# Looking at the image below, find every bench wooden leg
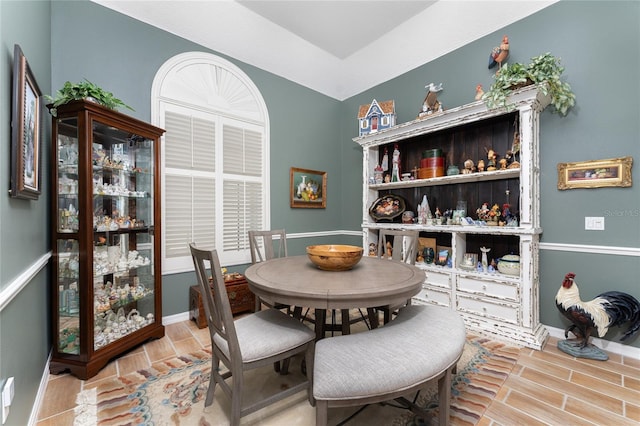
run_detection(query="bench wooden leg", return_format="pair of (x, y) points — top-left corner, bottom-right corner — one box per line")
(367, 307), (379, 329)
(340, 309), (351, 335)
(314, 309), (326, 340)
(438, 366), (453, 425)
(316, 400), (329, 426)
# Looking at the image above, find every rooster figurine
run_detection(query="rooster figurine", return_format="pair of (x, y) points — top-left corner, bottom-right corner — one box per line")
(555, 272), (640, 359)
(488, 35), (509, 70)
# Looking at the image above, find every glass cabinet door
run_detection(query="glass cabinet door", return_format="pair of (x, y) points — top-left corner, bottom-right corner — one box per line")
(57, 239), (80, 354)
(55, 118), (80, 354)
(91, 122), (156, 350)
(57, 118), (79, 232)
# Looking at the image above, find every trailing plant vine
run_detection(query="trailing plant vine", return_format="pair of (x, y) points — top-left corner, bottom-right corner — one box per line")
(46, 79), (134, 116)
(482, 53), (576, 115)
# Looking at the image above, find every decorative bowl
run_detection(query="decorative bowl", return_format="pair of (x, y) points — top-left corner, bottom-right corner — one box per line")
(306, 245), (364, 271)
(497, 254), (520, 276)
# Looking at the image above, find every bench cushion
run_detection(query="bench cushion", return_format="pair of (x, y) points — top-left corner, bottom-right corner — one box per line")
(313, 305), (465, 401)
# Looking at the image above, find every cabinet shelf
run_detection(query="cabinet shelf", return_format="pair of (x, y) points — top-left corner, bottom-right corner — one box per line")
(362, 222), (541, 236)
(369, 168), (520, 189)
(93, 226), (151, 235)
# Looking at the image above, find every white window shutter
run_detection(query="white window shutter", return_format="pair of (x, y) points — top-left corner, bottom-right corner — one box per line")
(154, 52), (269, 273)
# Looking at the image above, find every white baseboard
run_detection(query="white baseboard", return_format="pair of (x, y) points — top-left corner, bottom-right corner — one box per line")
(545, 324), (640, 360)
(162, 311), (190, 325)
(28, 351), (52, 426)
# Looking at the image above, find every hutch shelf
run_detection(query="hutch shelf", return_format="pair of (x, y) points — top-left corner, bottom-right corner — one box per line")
(354, 85), (550, 349)
(50, 100), (165, 379)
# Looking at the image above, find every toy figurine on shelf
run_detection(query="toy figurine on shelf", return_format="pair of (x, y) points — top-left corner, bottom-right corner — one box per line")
(381, 147), (389, 172)
(417, 194), (432, 224)
(476, 202), (490, 221)
(502, 203), (518, 227)
(486, 149), (498, 171)
(480, 246), (491, 272)
(487, 203), (501, 225)
(507, 118), (521, 169)
(391, 144), (401, 182)
(463, 159), (475, 174)
(374, 164), (384, 184)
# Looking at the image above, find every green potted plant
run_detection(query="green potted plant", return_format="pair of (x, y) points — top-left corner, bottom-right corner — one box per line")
(482, 52), (576, 115)
(46, 79), (134, 116)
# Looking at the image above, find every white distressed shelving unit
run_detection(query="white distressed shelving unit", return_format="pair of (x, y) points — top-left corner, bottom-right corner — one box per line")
(354, 86), (550, 349)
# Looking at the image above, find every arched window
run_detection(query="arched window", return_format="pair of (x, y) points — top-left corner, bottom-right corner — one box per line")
(152, 52), (269, 273)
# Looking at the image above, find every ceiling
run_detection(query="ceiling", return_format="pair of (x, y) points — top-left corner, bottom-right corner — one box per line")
(93, 0), (556, 100)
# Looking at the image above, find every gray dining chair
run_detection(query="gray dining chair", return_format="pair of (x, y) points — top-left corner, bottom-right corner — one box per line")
(376, 229), (420, 323)
(189, 243), (315, 426)
(248, 229), (291, 312)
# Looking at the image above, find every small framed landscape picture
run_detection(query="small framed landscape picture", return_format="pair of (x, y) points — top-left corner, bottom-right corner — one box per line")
(10, 44), (42, 200)
(290, 167), (326, 208)
(557, 156), (632, 190)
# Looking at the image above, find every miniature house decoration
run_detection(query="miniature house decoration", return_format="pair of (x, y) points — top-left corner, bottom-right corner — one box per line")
(357, 99), (396, 136)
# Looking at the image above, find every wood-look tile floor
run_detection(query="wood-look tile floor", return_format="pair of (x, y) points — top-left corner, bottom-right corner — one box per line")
(36, 319), (640, 425)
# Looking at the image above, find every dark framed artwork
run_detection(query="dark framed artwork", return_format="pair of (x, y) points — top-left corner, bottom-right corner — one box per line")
(290, 167), (326, 208)
(557, 156), (632, 190)
(10, 44), (42, 200)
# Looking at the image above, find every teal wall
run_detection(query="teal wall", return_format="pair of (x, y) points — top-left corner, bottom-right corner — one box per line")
(0, 1), (52, 424)
(341, 0), (640, 345)
(50, 0), (351, 317)
(0, 1), (638, 423)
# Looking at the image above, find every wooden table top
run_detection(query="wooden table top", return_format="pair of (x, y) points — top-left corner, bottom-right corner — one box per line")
(244, 255), (424, 310)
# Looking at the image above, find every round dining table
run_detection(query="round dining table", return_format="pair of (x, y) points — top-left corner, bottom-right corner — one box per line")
(244, 255), (424, 339)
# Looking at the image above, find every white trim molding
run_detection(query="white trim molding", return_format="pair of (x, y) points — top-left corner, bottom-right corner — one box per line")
(285, 229), (363, 239)
(540, 242), (640, 257)
(0, 252), (51, 312)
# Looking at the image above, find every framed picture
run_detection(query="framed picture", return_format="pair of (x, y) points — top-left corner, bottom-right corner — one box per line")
(10, 44), (42, 200)
(557, 156), (633, 190)
(290, 167), (326, 208)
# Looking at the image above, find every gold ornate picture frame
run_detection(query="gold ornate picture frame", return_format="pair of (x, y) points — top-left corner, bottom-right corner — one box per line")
(290, 167), (326, 208)
(557, 156), (632, 190)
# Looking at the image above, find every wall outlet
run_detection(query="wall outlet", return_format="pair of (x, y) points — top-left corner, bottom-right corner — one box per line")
(585, 216), (605, 230)
(1, 377), (14, 425)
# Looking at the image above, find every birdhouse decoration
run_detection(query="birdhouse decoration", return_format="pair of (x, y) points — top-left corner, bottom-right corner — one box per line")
(418, 83), (443, 119)
(357, 99), (396, 136)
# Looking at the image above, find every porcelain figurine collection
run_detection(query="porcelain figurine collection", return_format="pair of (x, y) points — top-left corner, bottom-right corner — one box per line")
(93, 308), (155, 349)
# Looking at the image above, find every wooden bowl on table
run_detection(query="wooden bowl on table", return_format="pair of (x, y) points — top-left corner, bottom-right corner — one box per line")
(306, 245), (364, 271)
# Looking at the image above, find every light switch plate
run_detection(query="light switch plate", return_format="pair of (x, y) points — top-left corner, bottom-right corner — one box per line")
(1, 377), (14, 424)
(585, 216), (605, 230)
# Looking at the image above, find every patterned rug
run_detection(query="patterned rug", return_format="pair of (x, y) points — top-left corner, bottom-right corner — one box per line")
(73, 335), (519, 426)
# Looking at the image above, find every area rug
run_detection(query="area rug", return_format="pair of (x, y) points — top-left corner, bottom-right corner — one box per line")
(73, 335), (519, 426)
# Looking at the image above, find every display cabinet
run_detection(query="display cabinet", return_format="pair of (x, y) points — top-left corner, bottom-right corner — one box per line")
(354, 85), (550, 349)
(50, 100), (165, 379)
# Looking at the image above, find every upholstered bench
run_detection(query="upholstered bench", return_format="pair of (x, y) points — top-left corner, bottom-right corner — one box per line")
(313, 304), (466, 426)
